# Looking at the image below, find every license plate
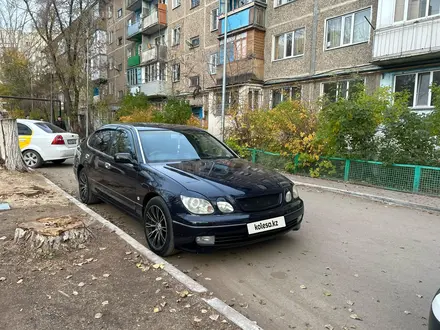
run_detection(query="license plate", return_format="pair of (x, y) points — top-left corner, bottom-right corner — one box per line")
(247, 216), (286, 235)
(67, 139), (76, 145)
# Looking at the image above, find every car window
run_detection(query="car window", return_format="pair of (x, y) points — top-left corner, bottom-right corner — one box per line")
(139, 130), (235, 162)
(17, 123), (32, 136)
(34, 122), (66, 133)
(88, 130), (115, 155)
(109, 130), (136, 158)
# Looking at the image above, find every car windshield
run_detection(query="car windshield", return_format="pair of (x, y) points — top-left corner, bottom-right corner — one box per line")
(35, 122), (66, 133)
(139, 130), (236, 162)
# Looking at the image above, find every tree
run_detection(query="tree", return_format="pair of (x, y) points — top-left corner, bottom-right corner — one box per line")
(0, 118), (28, 171)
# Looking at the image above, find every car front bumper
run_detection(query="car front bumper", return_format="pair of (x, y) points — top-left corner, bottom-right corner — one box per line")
(172, 199), (304, 250)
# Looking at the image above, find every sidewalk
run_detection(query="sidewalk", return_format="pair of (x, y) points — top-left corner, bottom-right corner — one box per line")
(0, 171), (239, 330)
(284, 173), (440, 213)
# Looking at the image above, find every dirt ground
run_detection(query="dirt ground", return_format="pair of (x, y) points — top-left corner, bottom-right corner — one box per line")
(0, 170), (238, 330)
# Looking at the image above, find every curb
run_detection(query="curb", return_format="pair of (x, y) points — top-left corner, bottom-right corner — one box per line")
(293, 181), (440, 214)
(43, 177), (262, 330)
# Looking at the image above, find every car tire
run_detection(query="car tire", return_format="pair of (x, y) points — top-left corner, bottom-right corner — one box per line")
(78, 169), (100, 204)
(143, 197), (177, 257)
(52, 159), (67, 164)
(22, 150), (43, 168)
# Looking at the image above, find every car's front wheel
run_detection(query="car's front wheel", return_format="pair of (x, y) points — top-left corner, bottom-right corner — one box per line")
(143, 197), (176, 257)
(22, 150), (43, 168)
(78, 169), (100, 204)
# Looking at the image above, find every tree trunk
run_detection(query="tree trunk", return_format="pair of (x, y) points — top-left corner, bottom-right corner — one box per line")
(14, 215), (92, 254)
(0, 119), (28, 171)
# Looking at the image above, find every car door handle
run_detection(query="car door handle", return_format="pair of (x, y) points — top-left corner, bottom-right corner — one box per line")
(104, 162), (111, 169)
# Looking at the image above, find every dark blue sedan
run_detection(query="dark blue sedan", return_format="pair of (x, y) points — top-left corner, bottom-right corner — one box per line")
(73, 124), (304, 256)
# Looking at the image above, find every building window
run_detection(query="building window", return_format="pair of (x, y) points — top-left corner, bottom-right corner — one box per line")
(118, 63), (123, 72)
(219, 33), (247, 64)
(172, 27), (181, 46)
(172, 63), (180, 82)
(189, 76), (200, 87)
(108, 31), (114, 44)
(208, 53), (218, 74)
(271, 86), (301, 108)
(322, 79), (364, 102)
(274, 28), (305, 60)
(107, 5), (113, 18)
(118, 90), (124, 99)
(325, 8), (371, 49)
(395, 0), (440, 22)
(395, 70), (440, 107)
(172, 0), (181, 9)
(108, 56), (114, 70)
(191, 0), (200, 8)
(248, 89), (260, 110)
(109, 82), (114, 94)
(117, 36), (123, 46)
(117, 8), (122, 18)
(127, 68), (139, 86)
(189, 36), (200, 48)
(211, 8), (219, 31)
(275, 0), (294, 7)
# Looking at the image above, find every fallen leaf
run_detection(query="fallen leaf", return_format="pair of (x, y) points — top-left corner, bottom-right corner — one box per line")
(155, 289), (160, 294)
(348, 308), (353, 313)
(178, 290), (190, 298)
(78, 282), (85, 287)
(102, 274), (110, 278)
(350, 313), (362, 321)
(404, 311), (411, 315)
(160, 302), (167, 307)
(184, 304), (191, 308)
(201, 309), (208, 314)
(17, 279), (23, 284)
(58, 290), (69, 298)
(209, 314), (220, 321)
(0, 277), (6, 281)
(347, 300), (354, 306)
(65, 275), (72, 279)
(92, 275), (97, 280)
(46, 294), (51, 299)
(169, 308), (177, 313)
(0, 236), (7, 240)
(153, 263), (165, 269)
(323, 291), (332, 296)
(354, 274), (359, 278)
(72, 291), (78, 296)
(86, 258), (93, 263)
(417, 294), (423, 299)
(289, 290), (294, 294)
(300, 285), (307, 289)
(99, 247), (106, 251)
(125, 251), (132, 255)
(324, 325), (334, 330)
(153, 307), (161, 313)
(194, 316), (202, 322)
(205, 277), (212, 281)
(94, 313), (103, 319)
(102, 301), (109, 306)
(156, 277), (162, 281)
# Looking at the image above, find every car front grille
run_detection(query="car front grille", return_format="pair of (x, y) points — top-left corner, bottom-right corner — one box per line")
(236, 193), (282, 212)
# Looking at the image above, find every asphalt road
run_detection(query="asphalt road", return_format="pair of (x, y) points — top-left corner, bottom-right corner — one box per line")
(39, 160), (440, 330)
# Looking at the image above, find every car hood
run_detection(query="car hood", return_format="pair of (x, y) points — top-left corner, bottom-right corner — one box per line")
(149, 158), (292, 198)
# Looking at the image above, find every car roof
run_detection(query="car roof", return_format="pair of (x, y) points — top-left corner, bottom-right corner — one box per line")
(101, 123), (205, 132)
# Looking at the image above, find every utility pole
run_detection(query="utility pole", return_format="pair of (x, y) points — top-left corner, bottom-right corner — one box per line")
(85, 29), (90, 137)
(50, 73), (53, 123)
(220, 0), (228, 142)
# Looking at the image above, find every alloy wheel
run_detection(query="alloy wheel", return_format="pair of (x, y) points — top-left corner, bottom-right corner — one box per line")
(23, 151), (38, 167)
(78, 171), (89, 202)
(145, 205), (168, 250)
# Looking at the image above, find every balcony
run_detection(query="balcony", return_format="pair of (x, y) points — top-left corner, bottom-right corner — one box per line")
(141, 45), (167, 64)
(219, 0), (266, 36)
(373, 17), (440, 65)
(126, 0), (142, 12)
(142, 4), (167, 35)
(91, 69), (108, 82)
(127, 21), (142, 41)
(140, 80), (170, 97)
(127, 55), (141, 67)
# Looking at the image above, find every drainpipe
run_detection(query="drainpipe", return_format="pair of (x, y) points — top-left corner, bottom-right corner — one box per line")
(310, 0), (319, 76)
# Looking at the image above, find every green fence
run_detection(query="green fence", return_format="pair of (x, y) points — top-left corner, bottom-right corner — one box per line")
(248, 149), (440, 196)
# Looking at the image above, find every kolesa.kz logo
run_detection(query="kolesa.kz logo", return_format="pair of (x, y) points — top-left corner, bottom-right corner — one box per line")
(254, 220), (278, 231)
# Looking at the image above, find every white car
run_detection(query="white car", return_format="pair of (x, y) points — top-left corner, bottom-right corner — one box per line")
(17, 119), (79, 168)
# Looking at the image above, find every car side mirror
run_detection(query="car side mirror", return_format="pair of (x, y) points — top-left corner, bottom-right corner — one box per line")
(114, 152), (133, 164)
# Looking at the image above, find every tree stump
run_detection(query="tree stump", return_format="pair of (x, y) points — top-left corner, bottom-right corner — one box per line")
(0, 118), (28, 171)
(14, 215), (92, 254)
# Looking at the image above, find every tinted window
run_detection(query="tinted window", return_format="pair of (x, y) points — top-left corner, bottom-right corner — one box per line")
(35, 122), (66, 133)
(109, 130), (136, 157)
(17, 123), (32, 135)
(139, 130), (235, 162)
(88, 130), (115, 154)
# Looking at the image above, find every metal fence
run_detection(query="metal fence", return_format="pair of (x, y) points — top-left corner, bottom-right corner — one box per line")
(248, 148), (440, 196)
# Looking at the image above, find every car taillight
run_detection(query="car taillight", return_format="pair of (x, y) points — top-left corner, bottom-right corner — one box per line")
(51, 135), (65, 145)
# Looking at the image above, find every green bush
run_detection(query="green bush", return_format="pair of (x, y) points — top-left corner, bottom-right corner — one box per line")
(154, 98), (192, 125)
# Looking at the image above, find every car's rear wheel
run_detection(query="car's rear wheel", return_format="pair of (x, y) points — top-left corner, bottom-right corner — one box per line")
(52, 159), (67, 164)
(78, 169), (100, 204)
(144, 197), (176, 257)
(22, 150), (43, 168)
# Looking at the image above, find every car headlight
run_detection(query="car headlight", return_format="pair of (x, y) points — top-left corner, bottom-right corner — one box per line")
(285, 191), (292, 203)
(292, 185), (299, 199)
(181, 196), (214, 215)
(217, 199), (234, 213)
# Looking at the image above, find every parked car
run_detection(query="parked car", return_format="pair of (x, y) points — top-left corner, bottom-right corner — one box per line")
(430, 288), (440, 330)
(73, 124), (304, 256)
(17, 119), (79, 168)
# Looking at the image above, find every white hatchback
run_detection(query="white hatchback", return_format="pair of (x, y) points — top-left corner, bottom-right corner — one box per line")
(17, 119), (79, 168)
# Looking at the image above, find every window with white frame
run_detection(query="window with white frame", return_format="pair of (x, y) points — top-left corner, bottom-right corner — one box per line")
(275, 0), (294, 7)
(322, 79), (364, 102)
(395, 70), (440, 108)
(189, 76), (199, 87)
(325, 8), (371, 49)
(172, 27), (181, 46)
(211, 8), (219, 31)
(271, 86), (301, 108)
(107, 5), (113, 18)
(274, 28), (305, 60)
(208, 53), (218, 74)
(172, 63), (180, 82)
(117, 8), (122, 18)
(189, 36), (200, 48)
(108, 56), (114, 70)
(109, 82), (114, 94)
(145, 63), (166, 82)
(219, 33), (247, 64)
(127, 68), (139, 86)
(172, 0), (181, 9)
(108, 31), (114, 44)
(395, 0), (440, 22)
